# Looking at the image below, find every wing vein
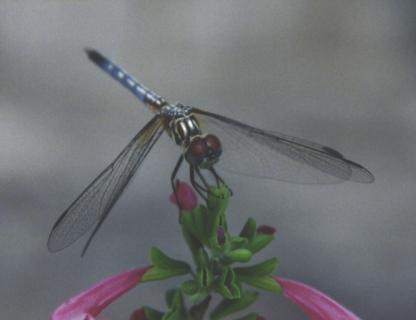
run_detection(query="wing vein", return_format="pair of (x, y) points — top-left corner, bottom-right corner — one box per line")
(47, 115), (165, 253)
(193, 108), (373, 184)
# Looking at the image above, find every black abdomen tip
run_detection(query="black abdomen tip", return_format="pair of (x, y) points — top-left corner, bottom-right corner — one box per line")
(84, 48), (107, 67)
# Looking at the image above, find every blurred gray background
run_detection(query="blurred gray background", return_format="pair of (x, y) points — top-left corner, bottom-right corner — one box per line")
(1, 1), (415, 319)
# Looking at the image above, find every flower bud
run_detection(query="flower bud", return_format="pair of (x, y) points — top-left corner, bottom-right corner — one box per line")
(169, 180), (197, 210)
(256, 224), (276, 235)
(217, 226), (225, 245)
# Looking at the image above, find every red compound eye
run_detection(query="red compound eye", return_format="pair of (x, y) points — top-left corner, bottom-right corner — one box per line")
(186, 137), (208, 166)
(190, 137), (208, 156)
(205, 134), (222, 154)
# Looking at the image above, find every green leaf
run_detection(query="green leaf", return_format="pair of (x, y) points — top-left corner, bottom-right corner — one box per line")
(180, 224), (203, 265)
(181, 206), (210, 246)
(239, 218), (256, 240)
(234, 257), (278, 276)
(149, 247), (191, 272)
(195, 248), (210, 269)
(163, 289), (188, 320)
(162, 309), (181, 320)
(247, 234), (274, 253)
(143, 306), (164, 320)
(180, 209), (195, 231)
(169, 289), (185, 308)
(143, 247), (191, 281)
(142, 266), (189, 282)
(197, 266), (214, 288)
(229, 236), (248, 250)
(216, 267), (241, 299)
(189, 290), (209, 305)
(210, 291), (259, 320)
(165, 288), (176, 307)
(236, 274), (281, 292)
(207, 184), (231, 208)
(224, 249), (252, 263)
(192, 206), (209, 245)
(194, 249), (214, 287)
(218, 213), (227, 231)
(181, 280), (199, 295)
(206, 185), (230, 243)
(189, 295), (211, 320)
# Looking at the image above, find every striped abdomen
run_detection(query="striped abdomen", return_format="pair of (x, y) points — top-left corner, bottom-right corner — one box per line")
(85, 49), (166, 112)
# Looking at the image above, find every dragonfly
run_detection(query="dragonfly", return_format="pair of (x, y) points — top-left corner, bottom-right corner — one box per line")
(47, 49), (374, 256)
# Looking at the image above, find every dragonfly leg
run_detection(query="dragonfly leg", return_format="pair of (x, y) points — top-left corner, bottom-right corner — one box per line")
(189, 166), (208, 192)
(209, 167), (233, 196)
(190, 166), (208, 201)
(170, 155), (184, 209)
(210, 167), (220, 186)
(195, 167), (210, 190)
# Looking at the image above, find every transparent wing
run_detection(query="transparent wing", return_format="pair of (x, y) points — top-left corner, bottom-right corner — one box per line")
(48, 115), (164, 254)
(193, 108), (374, 184)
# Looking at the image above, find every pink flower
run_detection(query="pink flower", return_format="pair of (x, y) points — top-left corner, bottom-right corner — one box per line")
(51, 267), (149, 320)
(275, 277), (361, 320)
(169, 180), (198, 210)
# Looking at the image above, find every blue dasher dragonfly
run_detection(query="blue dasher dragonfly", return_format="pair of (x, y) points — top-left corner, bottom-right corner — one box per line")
(47, 49), (374, 256)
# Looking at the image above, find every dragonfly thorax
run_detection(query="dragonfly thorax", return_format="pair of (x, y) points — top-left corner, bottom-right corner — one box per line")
(168, 113), (201, 146)
(163, 103), (199, 144)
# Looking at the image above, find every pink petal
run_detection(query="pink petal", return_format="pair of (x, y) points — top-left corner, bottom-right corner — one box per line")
(169, 180), (198, 210)
(274, 277), (361, 320)
(51, 267), (149, 320)
(256, 224), (276, 235)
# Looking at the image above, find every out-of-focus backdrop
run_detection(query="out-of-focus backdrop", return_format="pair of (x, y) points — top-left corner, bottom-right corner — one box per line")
(1, 1), (415, 318)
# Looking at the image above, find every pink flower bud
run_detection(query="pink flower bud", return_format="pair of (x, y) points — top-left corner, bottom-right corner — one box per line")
(217, 226), (225, 245)
(256, 224), (276, 235)
(169, 180), (198, 210)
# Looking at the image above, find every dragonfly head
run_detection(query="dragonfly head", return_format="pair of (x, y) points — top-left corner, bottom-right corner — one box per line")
(185, 134), (222, 169)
